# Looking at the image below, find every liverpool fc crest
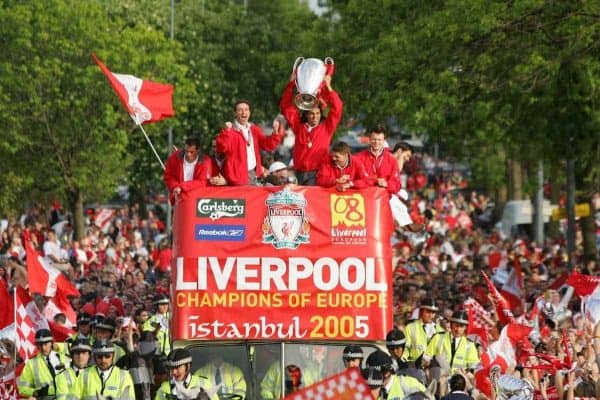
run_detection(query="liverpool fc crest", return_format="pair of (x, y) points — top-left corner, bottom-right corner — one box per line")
(262, 187), (310, 249)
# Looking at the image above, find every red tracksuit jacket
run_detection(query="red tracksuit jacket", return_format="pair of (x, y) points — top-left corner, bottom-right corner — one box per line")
(280, 81), (343, 172)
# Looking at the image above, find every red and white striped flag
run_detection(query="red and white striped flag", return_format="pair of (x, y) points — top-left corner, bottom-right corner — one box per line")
(500, 258), (525, 313)
(15, 286), (49, 361)
(464, 297), (493, 348)
(25, 240), (79, 298)
(92, 54), (174, 125)
(94, 208), (116, 234)
(283, 367), (373, 400)
(482, 271), (515, 325)
(0, 372), (17, 400)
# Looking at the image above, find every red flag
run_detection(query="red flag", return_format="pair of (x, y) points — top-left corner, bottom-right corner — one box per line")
(282, 367), (373, 400)
(500, 258), (525, 313)
(47, 320), (75, 343)
(482, 272), (515, 325)
(0, 279), (13, 330)
(464, 297), (493, 348)
(43, 290), (77, 329)
(15, 286), (49, 360)
(25, 240), (79, 298)
(92, 53), (174, 125)
(566, 271), (600, 297)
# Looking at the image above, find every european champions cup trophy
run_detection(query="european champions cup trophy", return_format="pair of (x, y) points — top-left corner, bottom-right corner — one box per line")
(292, 57), (335, 111)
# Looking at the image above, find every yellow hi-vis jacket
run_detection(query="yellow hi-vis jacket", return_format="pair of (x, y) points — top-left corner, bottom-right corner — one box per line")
(73, 365), (135, 400)
(155, 374), (205, 400)
(55, 367), (85, 400)
(403, 319), (444, 362)
(142, 313), (171, 355)
(423, 332), (480, 373)
(17, 351), (69, 398)
(194, 362), (246, 400)
(384, 374), (427, 400)
(260, 361), (322, 400)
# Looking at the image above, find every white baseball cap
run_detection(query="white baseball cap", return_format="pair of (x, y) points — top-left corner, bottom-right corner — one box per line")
(269, 161), (288, 174)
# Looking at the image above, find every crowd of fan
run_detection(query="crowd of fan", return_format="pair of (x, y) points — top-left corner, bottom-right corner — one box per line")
(0, 143), (598, 399)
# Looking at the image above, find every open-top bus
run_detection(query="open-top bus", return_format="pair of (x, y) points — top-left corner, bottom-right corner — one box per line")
(171, 185), (394, 399)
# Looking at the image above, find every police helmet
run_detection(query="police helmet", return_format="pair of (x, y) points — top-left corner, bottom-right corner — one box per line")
(34, 329), (54, 344)
(166, 348), (192, 368)
(342, 345), (364, 361)
(365, 350), (394, 372)
(385, 328), (406, 348)
(92, 339), (114, 356)
(449, 310), (469, 325)
(362, 367), (384, 389)
(95, 317), (116, 333)
(70, 338), (92, 354)
(77, 312), (91, 326)
(153, 294), (169, 305)
(420, 297), (439, 312)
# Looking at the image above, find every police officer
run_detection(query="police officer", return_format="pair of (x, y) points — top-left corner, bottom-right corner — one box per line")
(156, 348), (209, 400)
(73, 339), (135, 399)
(18, 328), (69, 399)
(69, 313), (93, 344)
(55, 338), (92, 400)
(423, 310), (480, 375)
(194, 351), (246, 400)
(404, 297), (444, 367)
(143, 294), (171, 355)
(94, 317), (127, 363)
(386, 328), (427, 385)
(342, 345), (363, 370)
(365, 350), (426, 400)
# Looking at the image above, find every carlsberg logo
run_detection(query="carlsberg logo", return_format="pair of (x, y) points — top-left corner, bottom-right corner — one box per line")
(196, 199), (246, 221)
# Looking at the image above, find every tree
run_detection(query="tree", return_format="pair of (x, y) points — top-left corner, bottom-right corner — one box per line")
(0, 0), (186, 238)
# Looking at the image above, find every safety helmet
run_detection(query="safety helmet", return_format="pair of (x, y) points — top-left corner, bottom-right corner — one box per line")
(166, 348), (192, 368)
(34, 329), (54, 344)
(365, 350), (393, 372)
(92, 339), (114, 356)
(385, 328), (406, 348)
(449, 310), (469, 325)
(342, 345), (363, 361)
(420, 297), (439, 312)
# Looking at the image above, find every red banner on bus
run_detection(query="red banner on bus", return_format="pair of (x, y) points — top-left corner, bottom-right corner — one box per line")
(172, 186), (393, 341)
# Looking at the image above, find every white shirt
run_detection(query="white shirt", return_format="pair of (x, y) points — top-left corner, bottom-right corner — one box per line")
(183, 157), (198, 182)
(234, 121), (256, 171)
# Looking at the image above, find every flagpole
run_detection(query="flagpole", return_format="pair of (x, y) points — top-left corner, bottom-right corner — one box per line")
(13, 287), (17, 365)
(137, 124), (166, 171)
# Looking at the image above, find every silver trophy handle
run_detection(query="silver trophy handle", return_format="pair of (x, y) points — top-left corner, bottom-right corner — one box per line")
(324, 57), (334, 65)
(293, 57), (304, 73)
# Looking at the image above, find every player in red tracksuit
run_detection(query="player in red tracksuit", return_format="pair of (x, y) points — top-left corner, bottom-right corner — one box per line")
(163, 136), (223, 204)
(280, 75), (343, 185)
(316, 141), (368, 191)
(216, 100), (283, 186)
(354, 125), (400, 196)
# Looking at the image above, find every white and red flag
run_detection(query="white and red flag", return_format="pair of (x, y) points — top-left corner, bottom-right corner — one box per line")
(283, 367), (373, 400)
(15, 286), (49, 360)
(482, 271), (515, 325)
(500, 258), (525, 313)
(92, 53), (174, 125)
(474, 322), (533, 398)
(43, 289), (77, 329)
(25, 240), (79, 299)
(464, 297), (493, 348)
(94, 208), (116, 233)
